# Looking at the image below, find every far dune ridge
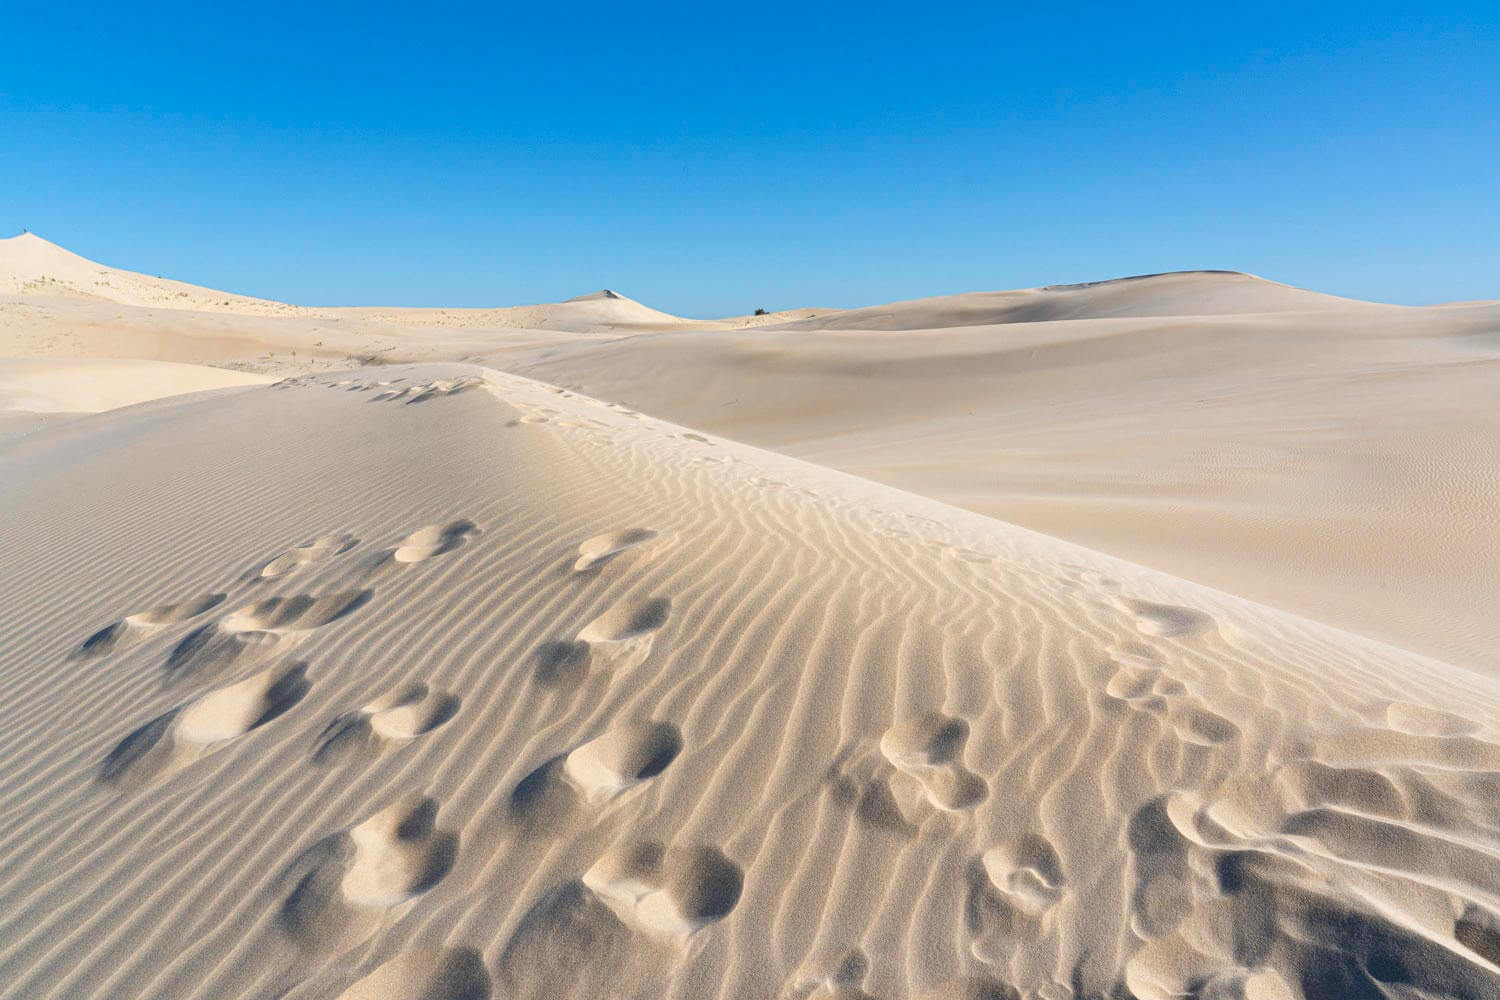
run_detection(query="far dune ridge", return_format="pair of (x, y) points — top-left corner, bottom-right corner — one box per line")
(1, 365), (1499, 999)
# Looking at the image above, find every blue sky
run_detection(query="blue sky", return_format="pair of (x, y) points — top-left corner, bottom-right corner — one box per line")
(3, 2), (1496, 315)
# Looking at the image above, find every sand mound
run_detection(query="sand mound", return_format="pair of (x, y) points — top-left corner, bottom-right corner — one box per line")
(512, 294), (1500, 673)
(2, 363), (1499, 998)
(0, 233), (690, 331)
(0, 357), (270, 414)
(768, 270), (1387, 332)
(0, 232), (293, 314)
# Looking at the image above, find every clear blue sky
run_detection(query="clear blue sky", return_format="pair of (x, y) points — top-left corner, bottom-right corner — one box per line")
(3, 2), (1496, 315)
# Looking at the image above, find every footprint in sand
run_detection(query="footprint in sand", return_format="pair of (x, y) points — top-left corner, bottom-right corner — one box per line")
(532, 640), (593, 689)
(1115, 598), (1214, 639)
(919, 979), (1021, 1000)
(407, 376), (483, 404)
(313, 682), (461, 764)
(784, 949), (879, 1000)
(572, 528), (658, 573)
(979, 834), (1067, 916)
(496, 843), (741, 997)
(1383, 701), (1483, 737)
(825, 743), (921, 835)
(222, 589), (373, 633)
(258, 532), (357, 579)
(497, 881), (662, 998)
(879, 713), (987, 811)
(1169, 704), (1240, 747)
(163, 626), (284, 684)
(165, 589), (370, 684)
(1105, 660), (1177, 712)
(336, 947), (491, 1000)
(369, 377), (481, 404)
(99, 661), (310, 784)
(578, 596), (670, 644)
(76, 593), (226, 659)
(582, 839), (743, 939)
(533, 596), (670, 686)
(279, 794), (458, 950)
(966, 835), (1070, 969)
(391, 521), (478, 563)
(564, 721), (682, 803)
(508, 720), (682, 833)
(1103, 651), (1239, 747)
(509, 405), (559, 426)
(1125, 792), (1202, 940)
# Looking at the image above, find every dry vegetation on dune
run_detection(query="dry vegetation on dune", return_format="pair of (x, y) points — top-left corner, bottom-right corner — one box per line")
(1, 366), (1499, 999)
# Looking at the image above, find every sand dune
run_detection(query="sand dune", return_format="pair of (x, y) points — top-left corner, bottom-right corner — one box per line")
(2, 365), (1500, 999)
(0, 234), (841, 377)
(508, 291), (1500, 673)
(5, 234), (1497, 671)
(0, 234), (677, 329)
(0, 357), (270, 413)
(3, 235), (1497, 672)
(0, 233), (829, 352)
(0, 356), (270, 440)
(763, 269), (1383, 331)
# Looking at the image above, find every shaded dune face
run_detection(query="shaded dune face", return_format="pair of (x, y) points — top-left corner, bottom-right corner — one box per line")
(3, 363), (1500, 1000)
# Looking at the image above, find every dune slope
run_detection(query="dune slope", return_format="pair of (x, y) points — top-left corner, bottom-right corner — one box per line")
(0, 357), (271, 413)
(510, 295), (1500, 673)
(4, 235), (1497, 671)
(2, 365), (1499, 999)
(764, 270), (1384, 332)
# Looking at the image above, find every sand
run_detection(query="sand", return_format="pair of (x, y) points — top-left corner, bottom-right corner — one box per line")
(505, 285), (1500, 674)
(5, 234), (1496, 671)
(0, 356), (271, 442)
(2, 236), (1499, 999)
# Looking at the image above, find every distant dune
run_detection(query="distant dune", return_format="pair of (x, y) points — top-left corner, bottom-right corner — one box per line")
(765, 269), (1387, 331)
(3, 365), (1500, 999)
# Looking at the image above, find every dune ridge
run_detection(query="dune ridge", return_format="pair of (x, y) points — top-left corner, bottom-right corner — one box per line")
(12, 235), (1485, 672)
(762, 268), (1389, 332)
(0, 232), (810, 332)
(2, 364), (1499, 998)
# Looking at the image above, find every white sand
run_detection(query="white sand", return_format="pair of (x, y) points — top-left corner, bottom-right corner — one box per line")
(0, 357), (270, 413)
(0, 356), (270, 442)
(5, 234), (1494, 669)
(506, 283), (1500, 674)
(2, 237), (1499, 999)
